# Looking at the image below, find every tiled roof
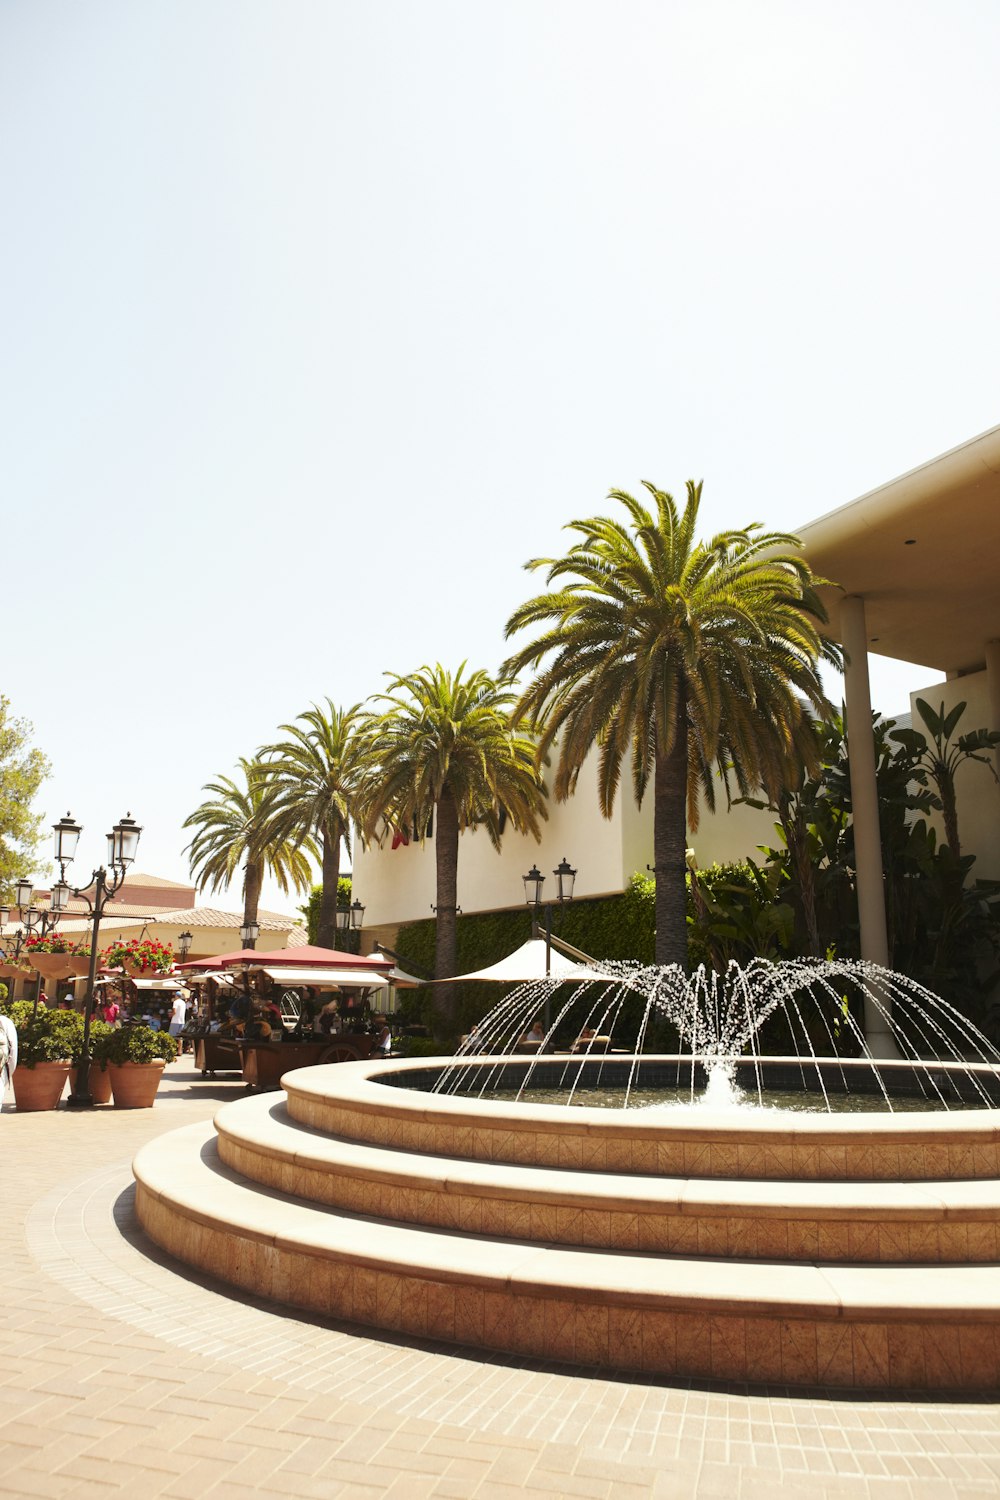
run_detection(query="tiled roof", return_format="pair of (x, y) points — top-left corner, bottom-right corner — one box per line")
(53, 905), (299, 934)
(119, 873), (195, 889)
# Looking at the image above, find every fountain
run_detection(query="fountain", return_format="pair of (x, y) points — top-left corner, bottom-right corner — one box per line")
(132, 958), (1000, 1391)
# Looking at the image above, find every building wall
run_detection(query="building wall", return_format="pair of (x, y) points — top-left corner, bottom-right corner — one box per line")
(353, 746), (780, 929)
(910, 670), (1000, 881)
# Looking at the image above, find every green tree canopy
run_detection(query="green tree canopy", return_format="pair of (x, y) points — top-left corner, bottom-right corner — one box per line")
(504, 480), (838, 968)
(259, 701), (367, 949)
(0, 697), (51, 895)
(360, 663), (547, 987)
(183, 757), (315, 929)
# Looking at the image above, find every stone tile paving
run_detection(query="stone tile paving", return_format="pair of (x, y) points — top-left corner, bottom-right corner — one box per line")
(3, 1058), (1000, 1497)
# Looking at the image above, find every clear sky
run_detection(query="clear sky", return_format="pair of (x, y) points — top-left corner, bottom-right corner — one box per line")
(3, 1), (998, 911)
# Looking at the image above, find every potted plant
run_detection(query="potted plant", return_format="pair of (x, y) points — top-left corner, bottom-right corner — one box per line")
(21, 933), (91, 982)
(5, 1001), (76, 1110)
(100, 937), (175, 980)
(69, 1017), (113, 1105)
(104, 1023), (177, 1108)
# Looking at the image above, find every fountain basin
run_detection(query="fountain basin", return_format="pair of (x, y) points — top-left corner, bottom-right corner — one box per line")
(285, 1056), (1000, 1181)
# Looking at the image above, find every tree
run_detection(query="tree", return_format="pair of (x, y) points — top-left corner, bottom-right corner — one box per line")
(0, 697), (51, 894)
(503, 480), (837, 968)
(360, 664), (547, 988)
(259, 701), (367, 949)
(890, 698), (1000, 861)
(183, 758), (314, 930)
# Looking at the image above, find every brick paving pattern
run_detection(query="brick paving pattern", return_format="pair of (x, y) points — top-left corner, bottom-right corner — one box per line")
(3, 1059), (1000, 1498)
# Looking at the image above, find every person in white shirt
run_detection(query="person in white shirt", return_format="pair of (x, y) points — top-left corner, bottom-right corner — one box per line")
(168, 991), (189, 1055)
(0, 1013), (17, 1103)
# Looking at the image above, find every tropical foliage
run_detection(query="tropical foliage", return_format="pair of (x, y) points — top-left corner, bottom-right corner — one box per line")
(259, 702), (367, 949)
(183, 757), (314, 927)
(360, 664), (547, 986)
(503, 481), (838, 967)
(889, 698), (1000, 861)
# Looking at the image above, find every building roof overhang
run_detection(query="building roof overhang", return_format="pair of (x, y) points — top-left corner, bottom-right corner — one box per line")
(796, 423), (1000, 674)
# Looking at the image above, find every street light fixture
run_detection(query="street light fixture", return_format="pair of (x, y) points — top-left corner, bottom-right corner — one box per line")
(522, 856), (578, 1033)
(334, 898), (365, 949)
(177, 930), (193, 960)
(63, 811), (143, 1110)
(239, 919), (260, 950)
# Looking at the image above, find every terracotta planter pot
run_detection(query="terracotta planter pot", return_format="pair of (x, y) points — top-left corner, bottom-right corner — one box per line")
(123, 966), (162, 981)
(0, 962), (30, 980)
(109, 1060), (166, 1108)
(12, 1060), (71, 1111)
(63, 955), (92, 978)
(68, 1064), (113, 1105)
(27, 954), (75, 981)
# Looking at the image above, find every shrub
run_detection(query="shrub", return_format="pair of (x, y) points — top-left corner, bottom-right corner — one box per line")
(104, 1024), (178, 1065)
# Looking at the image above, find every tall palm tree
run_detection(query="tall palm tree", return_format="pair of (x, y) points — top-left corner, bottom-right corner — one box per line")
(504, 481), (838, 968)
(361, 664), (547, 984)
(183, 757), (315, 932)
(259, 701), (367, 949)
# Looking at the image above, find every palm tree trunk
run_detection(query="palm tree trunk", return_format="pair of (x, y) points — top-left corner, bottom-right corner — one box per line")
(242, 858), (263, 931)
(654, 694), (689, 969)
(434, 788), (460, 985)
(317, 817), (342, 950)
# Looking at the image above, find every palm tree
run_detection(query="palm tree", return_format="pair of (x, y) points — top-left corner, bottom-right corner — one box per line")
(183, 757), (315, 932)
(258, 701), (368, 949)
(360, 664), (547, 984)
(503, 480), (838, 969)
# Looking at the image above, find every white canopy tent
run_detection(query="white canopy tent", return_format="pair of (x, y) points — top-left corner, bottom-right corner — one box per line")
(435, 937), (602, 984)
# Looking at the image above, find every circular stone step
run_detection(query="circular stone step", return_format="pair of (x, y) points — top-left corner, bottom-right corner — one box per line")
(214, 1092), (1000, 1264)
(134, 1120), (1000, 1391)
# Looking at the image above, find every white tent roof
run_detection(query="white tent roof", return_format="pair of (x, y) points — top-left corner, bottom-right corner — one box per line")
(261, 965), (389, 989)
(436, 937), (599, 983)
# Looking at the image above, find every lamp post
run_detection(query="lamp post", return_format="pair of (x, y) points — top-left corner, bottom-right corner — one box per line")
(334, 898), (365, 951)
(522, 856), (577, 1032)
(62, 811), (142, 1110)
(239, 920), (260, 951)
(177, 930), (193, 961)
(2, 877), (68, 1013)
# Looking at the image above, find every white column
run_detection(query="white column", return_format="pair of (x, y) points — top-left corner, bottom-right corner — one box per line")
(840, 595), (896, 1057)
(986, 639), (1000, 778)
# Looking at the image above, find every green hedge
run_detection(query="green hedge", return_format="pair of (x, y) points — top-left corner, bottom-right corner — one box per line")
(301, 877), (356, 948)
(394, 874), (657, 1039)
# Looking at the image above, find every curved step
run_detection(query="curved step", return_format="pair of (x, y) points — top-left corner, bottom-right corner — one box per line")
(134, 1120), (1000, 1391)
(283, 1059), (1000, 1181)
(215, 1093), (1000, 1264)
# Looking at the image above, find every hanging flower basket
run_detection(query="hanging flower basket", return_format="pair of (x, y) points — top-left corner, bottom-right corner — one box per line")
(26, 953), (76, 981)
(62, 955), (92, 978)
(0, 961), (30, 979)
(101, 938), (174, 977)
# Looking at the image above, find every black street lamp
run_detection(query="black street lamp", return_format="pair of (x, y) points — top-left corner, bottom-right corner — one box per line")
(522, 856), (577, 976)
(2, 878), (66, 1013)
(63, 811), (142, 1110)
(239, 919), (260, 950)
(334, 898), (365, 950)
(177, 930), (193, 960)
(522, 856), (577, 1033)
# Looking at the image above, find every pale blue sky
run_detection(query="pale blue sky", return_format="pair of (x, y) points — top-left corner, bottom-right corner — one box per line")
(4, 1), (998, 910)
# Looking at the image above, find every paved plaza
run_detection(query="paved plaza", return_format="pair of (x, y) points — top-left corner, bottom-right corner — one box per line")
(3, 1061), (1000, 1500)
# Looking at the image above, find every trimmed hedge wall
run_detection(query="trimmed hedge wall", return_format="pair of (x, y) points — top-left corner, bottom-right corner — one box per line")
(394, 874), (656, 1038)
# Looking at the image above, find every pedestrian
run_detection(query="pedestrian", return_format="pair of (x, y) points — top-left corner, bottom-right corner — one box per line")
(0, 1011), (17, 1102)
(168, 989), (189, 1056)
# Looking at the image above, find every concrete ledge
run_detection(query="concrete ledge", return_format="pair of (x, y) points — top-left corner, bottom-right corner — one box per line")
(214, 1093), (1000, 1263)
(281, 1058), (1000, 1181)
(134, 1121), (1000, 1390)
